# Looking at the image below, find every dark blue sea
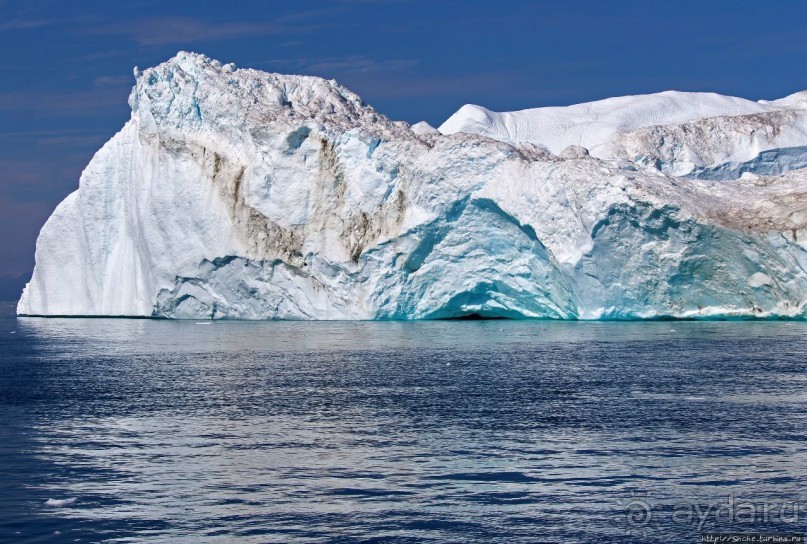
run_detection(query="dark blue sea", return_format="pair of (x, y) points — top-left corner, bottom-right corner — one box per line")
(2, 301), (807, 543)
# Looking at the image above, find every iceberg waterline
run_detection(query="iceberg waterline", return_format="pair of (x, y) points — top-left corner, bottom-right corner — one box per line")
(17, 52), (807, 320)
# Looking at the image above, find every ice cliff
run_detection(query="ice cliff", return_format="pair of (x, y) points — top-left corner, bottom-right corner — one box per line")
(18, 52), (807, 319)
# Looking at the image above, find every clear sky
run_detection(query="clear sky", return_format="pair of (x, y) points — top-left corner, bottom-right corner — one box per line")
(1, 0), (806, 296)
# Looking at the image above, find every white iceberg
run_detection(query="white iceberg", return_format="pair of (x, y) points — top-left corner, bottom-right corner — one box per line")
(17, 52), (807, 319)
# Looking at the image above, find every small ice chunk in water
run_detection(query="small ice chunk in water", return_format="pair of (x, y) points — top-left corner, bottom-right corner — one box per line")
(45, 498), (76, 507)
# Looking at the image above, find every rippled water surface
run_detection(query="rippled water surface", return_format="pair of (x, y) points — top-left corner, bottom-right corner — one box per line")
(2, 305), (807, 542)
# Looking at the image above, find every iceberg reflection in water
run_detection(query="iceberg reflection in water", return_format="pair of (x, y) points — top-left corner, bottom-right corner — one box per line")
(2, 315), (807, 542)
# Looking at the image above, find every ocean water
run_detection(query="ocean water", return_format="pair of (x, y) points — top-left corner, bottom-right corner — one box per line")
(2, 303), (807, 542)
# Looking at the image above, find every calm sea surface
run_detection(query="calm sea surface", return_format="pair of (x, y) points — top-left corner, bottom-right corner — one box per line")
(2, 302), (807, 543)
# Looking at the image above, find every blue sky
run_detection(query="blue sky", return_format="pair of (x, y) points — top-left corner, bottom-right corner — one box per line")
(1, 0), (806, 295)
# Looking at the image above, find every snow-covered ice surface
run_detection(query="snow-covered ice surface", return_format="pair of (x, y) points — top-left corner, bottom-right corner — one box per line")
(439, 90), (807, 178)
(17, 52), (807, 319)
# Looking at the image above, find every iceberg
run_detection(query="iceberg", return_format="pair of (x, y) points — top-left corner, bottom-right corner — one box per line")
(17, 52), (807, 319)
